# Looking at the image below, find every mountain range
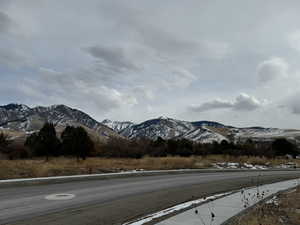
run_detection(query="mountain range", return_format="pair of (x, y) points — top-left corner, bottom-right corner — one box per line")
(0, 104), (119, 143)
(1, 103), (300, 145)
(102, 117), (300, 144)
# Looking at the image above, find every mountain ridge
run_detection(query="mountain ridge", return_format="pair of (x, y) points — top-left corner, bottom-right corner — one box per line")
(0, 103), (119, 141)
(1, 103), (300, 144)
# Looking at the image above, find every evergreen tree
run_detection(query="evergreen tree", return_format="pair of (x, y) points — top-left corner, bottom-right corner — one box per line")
(272, 138), (298, 157)
(39, 122), (60, 160)
(25, 122), (60, 160)
(0, 132), (10, 154)
(61, 126), (94, 160)
(25, 132), (40, 155)
(61, 126), (75, 155)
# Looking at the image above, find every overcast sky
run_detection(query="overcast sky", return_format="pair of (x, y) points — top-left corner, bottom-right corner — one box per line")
(1, 0), (300, 128)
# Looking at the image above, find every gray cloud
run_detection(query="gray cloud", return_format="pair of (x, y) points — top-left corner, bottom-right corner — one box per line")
(133, 24), (199, 57)
(257, 57), (288, 83)
(22, 67), (139, 114)
(137, 22), (231, 61)
(2, 0), (300, 127)
(132, 86), (154, 100)
(99, 4), (199, 57)
(189, 93), (263, 112)
(189, 99), (233, 112)
(0, 11), (13, 33)
(0, 47), (31, 68)
(84, 46), (138, 72)
(99, 2), (230, 61)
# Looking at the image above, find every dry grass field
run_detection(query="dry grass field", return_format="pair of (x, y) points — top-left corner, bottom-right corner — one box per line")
(0, 155), (299, 180)
(231, 185), (300, 225)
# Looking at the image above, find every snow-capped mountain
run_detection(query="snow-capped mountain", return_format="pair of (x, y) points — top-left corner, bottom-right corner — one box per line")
(180, 127), (229, 143)
(107, 116), (300, 144)
(102, 119), (134, 133)
(2, 103), (300, 144)
(231, 127), (300, 143)
(0, 103), (119, 140)
(120, 117), (196, 140)
(117, 116), (230, 143)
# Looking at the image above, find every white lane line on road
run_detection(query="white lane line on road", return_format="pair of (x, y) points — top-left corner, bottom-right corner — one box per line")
(1, 169), (296, 184)
(45, 193), (75, 201)
(0, 169), (203, 184)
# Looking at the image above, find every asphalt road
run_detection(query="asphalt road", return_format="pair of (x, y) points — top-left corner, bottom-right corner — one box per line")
(1, 170), (300, 225)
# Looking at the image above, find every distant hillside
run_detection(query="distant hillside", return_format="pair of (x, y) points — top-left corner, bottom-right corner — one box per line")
(0, 103), (120, 142)
(102, 119), (134, 133)
(107, 117), (300, 144)
(1, 103), (300, 145)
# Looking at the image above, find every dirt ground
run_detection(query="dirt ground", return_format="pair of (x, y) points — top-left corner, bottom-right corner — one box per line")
(230, 185), (300, 225)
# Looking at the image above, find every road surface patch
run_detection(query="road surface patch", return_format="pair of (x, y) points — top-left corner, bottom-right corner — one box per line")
(45, 193), (75, 200)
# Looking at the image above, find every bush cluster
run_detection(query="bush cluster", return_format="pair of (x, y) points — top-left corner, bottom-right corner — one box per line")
(24, 123), (93, 161)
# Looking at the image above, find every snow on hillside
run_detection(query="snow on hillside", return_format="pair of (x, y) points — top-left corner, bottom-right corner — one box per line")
(102, 119), (134, 133)
(0, 104), (119, 140)
(106, 117), (300, 144)
(112, 117), (230, 143)
(181, 127), (228, 143)
(231, 127), (300, 142)
(2, 103), (300, 144)
(120, 117), (196, 140)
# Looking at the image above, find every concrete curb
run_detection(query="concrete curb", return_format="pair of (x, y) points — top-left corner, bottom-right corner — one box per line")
(143, 179), (300, 225)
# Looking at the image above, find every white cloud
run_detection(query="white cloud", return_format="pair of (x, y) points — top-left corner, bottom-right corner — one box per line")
(257, 57), (288, 83)
(161, 67), (197, 89)
(189, 93), (263, 112)
(281, 93), (300, 115)
(288, 30), (300, 52)
(233, 93), (262, 111)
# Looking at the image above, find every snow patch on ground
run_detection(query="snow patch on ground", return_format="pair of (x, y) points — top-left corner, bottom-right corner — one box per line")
(212, 162), (268, 170)
(266, 196), (279, 206)
(275, 162), (297, 169)
(212, 161), (298, 170)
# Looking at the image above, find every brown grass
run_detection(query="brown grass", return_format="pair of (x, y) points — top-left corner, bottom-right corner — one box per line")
(0, 155), (299, 180)
(231, 185), (300, 225)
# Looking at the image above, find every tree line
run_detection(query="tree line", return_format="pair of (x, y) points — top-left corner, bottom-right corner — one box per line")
(97, 136), (299, 159)
(24, 122), (93, 161)
(0, 123), (299, 160)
